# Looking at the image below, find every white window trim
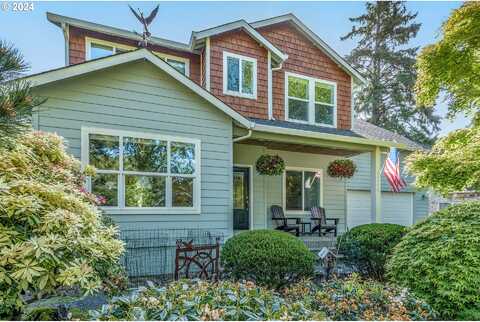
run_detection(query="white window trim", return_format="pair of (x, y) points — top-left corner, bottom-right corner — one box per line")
(282, 167), (324, 215)
(81, 127), (201, 215)
(85, 37), (135, 60)
(223, 51), (257, 100)
(285, 71), (337, 128)
(154, 52), (190, 77)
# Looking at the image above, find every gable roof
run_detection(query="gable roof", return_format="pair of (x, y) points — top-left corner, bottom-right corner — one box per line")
(47, 12), (194, 53)
(23, 49), (254, 129)
(251, 14), (366, 85)
(190, 20), (288, 63)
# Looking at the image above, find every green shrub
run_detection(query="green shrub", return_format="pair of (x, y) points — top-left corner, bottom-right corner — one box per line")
(457, 308), (480, 321)
(338, 223), (407, 279)
(387, 202), (480, 319)
(90, 279), (324, 320)
(221, 230), (315, 288)
(284, 274), (436, 320)
(0, 132), (124, 318)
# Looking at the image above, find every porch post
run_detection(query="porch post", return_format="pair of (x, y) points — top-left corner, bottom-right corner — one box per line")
(371, 146), (382, 223)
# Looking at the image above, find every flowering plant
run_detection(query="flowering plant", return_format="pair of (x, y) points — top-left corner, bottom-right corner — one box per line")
(327, 159), (357, 178)
(255, 154), (285, 176)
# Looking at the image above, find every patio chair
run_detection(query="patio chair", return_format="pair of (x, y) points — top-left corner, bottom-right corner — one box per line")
(310, 206), (338, 237)
(270, 205), (300, 236)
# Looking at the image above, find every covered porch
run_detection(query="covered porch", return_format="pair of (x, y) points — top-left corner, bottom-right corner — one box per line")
(231, 121), (402, 236)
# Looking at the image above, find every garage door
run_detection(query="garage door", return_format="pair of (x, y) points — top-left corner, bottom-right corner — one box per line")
(382, 192), (413, 226)
(346, 191), (372, 229)
(347, 191), (414, 229)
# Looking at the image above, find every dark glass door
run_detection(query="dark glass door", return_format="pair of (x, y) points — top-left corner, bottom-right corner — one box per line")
(233, 167), (250, 230)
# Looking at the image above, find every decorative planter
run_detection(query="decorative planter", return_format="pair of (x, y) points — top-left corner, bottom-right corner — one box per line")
(327, 159), (357, 179)
(255, 154), (285, 176)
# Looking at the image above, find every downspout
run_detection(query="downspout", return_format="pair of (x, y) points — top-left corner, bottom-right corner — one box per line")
(61, 22), (69, 66)
(233, 129), (252, 143)
(267, 51), (273, 120)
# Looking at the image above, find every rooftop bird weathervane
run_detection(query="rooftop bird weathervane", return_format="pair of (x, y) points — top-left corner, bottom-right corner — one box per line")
(129, 4), (159, 47)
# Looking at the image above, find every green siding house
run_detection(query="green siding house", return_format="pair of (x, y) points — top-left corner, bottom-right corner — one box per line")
(25, 13), (429, 238)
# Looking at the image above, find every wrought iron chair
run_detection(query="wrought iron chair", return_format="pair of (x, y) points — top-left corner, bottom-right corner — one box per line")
(270, 205), (300, 236)
(310, 206), (338, 237)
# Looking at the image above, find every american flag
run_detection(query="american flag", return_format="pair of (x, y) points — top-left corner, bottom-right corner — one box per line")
(383, 147), (407, 192)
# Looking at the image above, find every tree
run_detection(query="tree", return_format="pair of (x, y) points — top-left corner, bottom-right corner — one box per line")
(0, 40), (44, 139)
(415, 2), (480, 117)
(342, 2), (440, 145)
(407, 3), (480, 194)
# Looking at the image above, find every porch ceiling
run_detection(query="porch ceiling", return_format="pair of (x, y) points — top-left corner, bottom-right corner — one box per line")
(238, 139), (362, 156)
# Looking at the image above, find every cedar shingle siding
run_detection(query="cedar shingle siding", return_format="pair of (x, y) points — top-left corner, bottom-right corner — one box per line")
(68, 26), (202, 84)
(258, 22), (352, 129)
(209, 30), (269, 119)
(67, 21), (352, 128)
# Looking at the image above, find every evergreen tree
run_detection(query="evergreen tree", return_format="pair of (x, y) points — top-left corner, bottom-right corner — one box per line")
(0, 40), (44, 139)
(342, 2), (440, 146)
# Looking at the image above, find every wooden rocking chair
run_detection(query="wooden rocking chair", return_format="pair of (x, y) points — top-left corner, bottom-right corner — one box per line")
(270, 205), (300, 236)
(310, 206), (338, 237)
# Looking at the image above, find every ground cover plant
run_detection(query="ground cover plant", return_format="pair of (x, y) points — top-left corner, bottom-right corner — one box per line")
(285, 274), (436, 321)
(221, 230), (315, 288)
(89, 279), (323, 321)
(90, 275), (436, 321)
(387, 202), (480, 319)
(0, 131), (125, 318)
(338, 223), (407, 280)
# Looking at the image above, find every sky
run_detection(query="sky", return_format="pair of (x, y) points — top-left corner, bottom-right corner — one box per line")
(0, 1), (469, 136)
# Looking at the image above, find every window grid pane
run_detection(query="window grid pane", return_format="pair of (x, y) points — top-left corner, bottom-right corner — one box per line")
(288, 98), (309, 122)
(125, 175), (166, 207)
(315, 104), (334, 125)
(227, 56), (240, 92)
(123, 137), (167, 173)
(288, 76), (309, 99)
(241, 60), (254, 94)
(315, 82), (334, 105)
(172, 177), (194, 207)
(285, 170), (303, 211)
(89, 134), (119, 170)
(90, 43), (114, 59)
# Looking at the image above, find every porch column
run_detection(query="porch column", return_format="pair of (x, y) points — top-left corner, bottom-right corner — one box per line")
(371, 146), (382, 223)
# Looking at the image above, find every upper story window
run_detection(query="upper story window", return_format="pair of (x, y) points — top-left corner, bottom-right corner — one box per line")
(85, 37), (190, 76)
(223, 51), (257, 99)
(285, 72), (337, 127)
(86, 37), (134, 60)
(82, 127), (200, 214)
(154, 53), (190, 77)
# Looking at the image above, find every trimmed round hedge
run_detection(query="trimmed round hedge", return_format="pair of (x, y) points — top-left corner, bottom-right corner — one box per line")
(221, 230), (315, 288)
(338, 223), (407, 280)
(386, 202), (480, 319)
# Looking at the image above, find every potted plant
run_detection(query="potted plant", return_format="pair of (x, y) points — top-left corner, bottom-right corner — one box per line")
(256, 154), (285, 176)
(327, 159), (357, 179)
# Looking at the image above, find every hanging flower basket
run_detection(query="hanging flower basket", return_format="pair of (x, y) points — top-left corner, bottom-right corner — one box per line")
(255, 154), (285, 176)
(327, 159), (357, 179)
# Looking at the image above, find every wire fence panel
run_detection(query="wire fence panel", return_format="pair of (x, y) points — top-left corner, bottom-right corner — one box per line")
(119, 228), (224, 286)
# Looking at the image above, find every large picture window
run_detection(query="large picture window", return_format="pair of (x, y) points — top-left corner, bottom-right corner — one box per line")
(223, 51), (257, 99)
(286, 72), (337, 127)
(284, 168), (322, 212)
(82, 128), (200, 213)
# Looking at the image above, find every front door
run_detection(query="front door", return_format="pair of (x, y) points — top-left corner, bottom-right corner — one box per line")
(233, 167), (250, 230)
